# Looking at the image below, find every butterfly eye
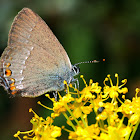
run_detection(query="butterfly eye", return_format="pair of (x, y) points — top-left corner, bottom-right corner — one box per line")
(72, 65), (80, 75)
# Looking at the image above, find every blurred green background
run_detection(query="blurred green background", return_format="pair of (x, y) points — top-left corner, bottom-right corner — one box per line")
(0, 0), (140, 139)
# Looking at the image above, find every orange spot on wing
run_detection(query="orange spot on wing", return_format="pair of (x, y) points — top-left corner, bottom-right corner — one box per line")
(6, 63), (11, 67)
(10, 86), (16, 91)
(11, 91), (17, 95)
(10, 78), (15, 82)
(5, 69), (12, 76)
(10, 83), (15, 87)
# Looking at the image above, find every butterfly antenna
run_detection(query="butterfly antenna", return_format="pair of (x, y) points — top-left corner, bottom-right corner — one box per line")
(74, 59), (105, 66)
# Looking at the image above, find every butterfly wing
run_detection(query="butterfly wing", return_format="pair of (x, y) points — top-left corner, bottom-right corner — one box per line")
(0, 8), (72, 97)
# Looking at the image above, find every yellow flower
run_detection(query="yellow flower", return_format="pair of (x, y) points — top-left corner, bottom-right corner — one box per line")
(91, 82), (102, 94)
(72, 105), (82, 118)
(103, 74), (128, 99)
(52, 93), (74, 117)
(119, 126), (131, 137)
(96, 111), (108, 121)
(77, 75), (101, 102)
(69, 124), (100, 140)
(14, 109), (61, 140)
(81, 104), (93, 114)
(79, 86), (95, 102)
(129, 114), (139, 125)
(118, 94), (140, 121)
(99, 126), (131, 140)
(117, 99), (134, 116)
(14, 75), (139, 140)
(132, 89), (140, 117)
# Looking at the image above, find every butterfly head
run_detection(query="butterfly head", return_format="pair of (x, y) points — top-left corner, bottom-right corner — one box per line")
(71, 65), (80, 76)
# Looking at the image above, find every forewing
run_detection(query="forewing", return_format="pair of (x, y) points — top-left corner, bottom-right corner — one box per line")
(0, 8), (72, 97)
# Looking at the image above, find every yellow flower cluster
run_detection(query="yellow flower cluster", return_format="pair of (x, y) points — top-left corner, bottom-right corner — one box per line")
(14, 74), (140, 140)
(14, 108), (61, 140)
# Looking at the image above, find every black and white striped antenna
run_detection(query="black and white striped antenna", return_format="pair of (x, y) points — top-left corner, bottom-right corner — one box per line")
(74, 59), (105, 66)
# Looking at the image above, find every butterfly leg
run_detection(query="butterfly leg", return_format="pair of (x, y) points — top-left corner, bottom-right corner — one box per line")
(0, 76), (9, 90)
(64, 78), (79, 94)
(70, 78), (79, 90)
(53, 91), (58, 101)
(73, 78), (79, 90)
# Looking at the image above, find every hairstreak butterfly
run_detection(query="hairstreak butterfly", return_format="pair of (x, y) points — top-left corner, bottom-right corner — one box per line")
(0, 8), (99, 97)
(0, 8), (81, 97)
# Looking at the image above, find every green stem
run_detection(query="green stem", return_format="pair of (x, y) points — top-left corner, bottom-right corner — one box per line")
(64, 103), (82, 128)
(62, 112), (76, 131)
(125, 122), (131, 140)
(129, 120), (140, 140)
(118, 115), (124, 129)
(79, 107), (87, 127)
